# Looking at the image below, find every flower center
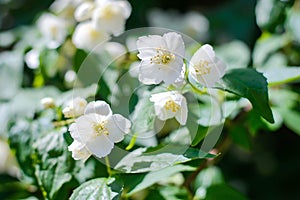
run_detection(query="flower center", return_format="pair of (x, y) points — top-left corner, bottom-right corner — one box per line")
(93, 120), (109, 136)
(102, 5), (116, 19)
(150, 48), (175, 65)
(194, 60), (211, 75)
(164, 99), (180, 112)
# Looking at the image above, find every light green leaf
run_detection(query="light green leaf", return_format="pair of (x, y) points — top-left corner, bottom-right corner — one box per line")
(130, 95), (156, 135)
(70, 177), (122, 200)
(215, 40), (250, 69)
(220, 68), (274, 123)
(0, 51), (23, 100)
(253, 33), (290, 67)
(115, 145), (215, 173)
(159, 185), (189, 200)
(278, 108), (300, 136)
(262, 67), (300, 86)
(286, 6), (300, 43)
(127, 165), (195, 195)
(194, 166), (224, 199)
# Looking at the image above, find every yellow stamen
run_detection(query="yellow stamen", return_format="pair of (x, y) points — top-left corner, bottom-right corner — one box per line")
(164, 99), (180, 112)
(93, 120), (109, 136)
(194, 60), (211, 75)
(150, 47), (175, 65)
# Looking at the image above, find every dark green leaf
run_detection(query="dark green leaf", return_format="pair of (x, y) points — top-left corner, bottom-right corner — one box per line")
(204, 184), (248, 200)
(220, 68), (274, 123)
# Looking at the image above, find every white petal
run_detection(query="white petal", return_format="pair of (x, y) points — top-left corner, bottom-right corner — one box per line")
(190, 44), (215, 64)
(69, 114), (102, 143)
(72, 22), (110, 51)
(117, 0), (132, 19)
(106, 114), (131, 142)
(68, 140), (92, 162)
(84, 101), (112, 116)
(193, 58), (226, 87)
(86, 135), (114, 158)
(136, 35), (164, 60)
(163, 32), (185, 58)
(74, 2), (95, 21)
(138, 63), (164, 85)
(175, 97), (188, 125)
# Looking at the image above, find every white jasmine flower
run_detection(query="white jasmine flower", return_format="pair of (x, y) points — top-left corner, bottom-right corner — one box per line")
(92, 0), (132, 36)
(68, 100), (131, 158)
(68, 140), (91, 162)
(72, 21), (110, 51)
(189, 44), (226, 87)
(150, 91), (188, 125)
(136, 32), (185, 85)
(40, 97), (55, 109)
(37, 13), (68, 48)
(63, 97), (87, 118)
(74, 1), (95, 22)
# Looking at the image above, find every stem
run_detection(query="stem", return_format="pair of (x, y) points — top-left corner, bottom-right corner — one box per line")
(105, 156), (112, 176)
(53, 118), (75, 127)
(125, 133), (137, 150)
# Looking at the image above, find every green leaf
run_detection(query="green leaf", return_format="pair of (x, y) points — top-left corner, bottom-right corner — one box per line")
(130, 95), (156, 135)
(286, 5), (300, 43)
(127, 165), (195, 195)
(215, 40), (250, 69)
(229, 125), (250, 150)
(194, 166), (224, 199)
(115, 144), (215, 173)
(70, 177), (122, 200)
(220, 68), (274, 123)
(158, 185), (189, 200)
(262, 67), (300, 86)
(278, 108), (300, 136)
(32, 127), (77, 200)
(253, 33), (290, 67)
(204, 184), (248, 200)
(0, 51), (23, 100)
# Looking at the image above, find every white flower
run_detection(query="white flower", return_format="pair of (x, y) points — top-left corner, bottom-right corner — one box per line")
(72, 21), (110, 50)
(40, 97), (55, 109)
(25, 49), (40, 69)
(74, 1), (95, 22)
(68, 100), (131, 158)
(189, 44), (226, 87)
(136, 32), (185, 85)
(68, 140), (91, 162)
(37, 13), (68, 48)
(150, 91), (188, 125)
(63, 97), (87, 118)
(92, 0), (132, 36)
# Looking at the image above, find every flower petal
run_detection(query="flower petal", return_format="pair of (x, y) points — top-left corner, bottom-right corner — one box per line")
(68, 140), (92, 162)
(86, 135), (114, 158)
(106, 114), (131, 142)
(138, 63), (164, 85)
(84, 101), (112, 116)
(163, 32), (185, 58)
(175, 97), (188, 125)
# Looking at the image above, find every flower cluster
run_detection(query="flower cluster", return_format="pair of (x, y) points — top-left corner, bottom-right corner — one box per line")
(35, 0), (131, 51)
(72, 0), (132, 50)
(136, 32), (226, 125)
(63, 98), (131, 161)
